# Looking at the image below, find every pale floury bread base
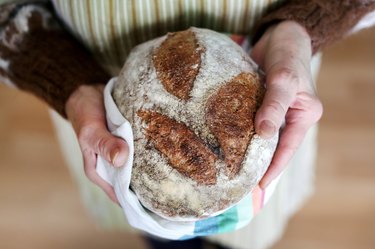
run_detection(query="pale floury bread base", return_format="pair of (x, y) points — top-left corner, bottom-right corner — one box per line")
(112, 28), (278, 221)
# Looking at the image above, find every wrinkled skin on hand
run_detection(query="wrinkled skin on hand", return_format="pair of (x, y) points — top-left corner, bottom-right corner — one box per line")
(251, 21), (323, 189)
(66, 85), (129, 203)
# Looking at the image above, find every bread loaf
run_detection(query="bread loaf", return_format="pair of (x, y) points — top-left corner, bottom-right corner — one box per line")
(112, 27), (278, 221)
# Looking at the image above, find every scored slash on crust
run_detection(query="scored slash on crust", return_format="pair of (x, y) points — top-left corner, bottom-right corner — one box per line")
(153, 29), (203, 100)
(137, 72), (264, 184)
(138, 29), (265, 185)
(206, 72), (265, 178)
(137, 110), (217, 185)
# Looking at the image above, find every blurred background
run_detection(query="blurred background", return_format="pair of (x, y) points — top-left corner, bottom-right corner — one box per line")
(0, 27), (374, 249)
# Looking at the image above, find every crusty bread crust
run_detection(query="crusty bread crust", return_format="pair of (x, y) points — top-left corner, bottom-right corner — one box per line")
(153, 30), (203, 100)
(206, 72), (265, 178)
(112, 27), (278, 221)
(137, 110), (217, 185)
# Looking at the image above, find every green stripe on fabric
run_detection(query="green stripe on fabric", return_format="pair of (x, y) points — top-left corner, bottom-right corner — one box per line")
(137, 0), (148, 43)
(122, 0), (135, 52)
(177, 0), (185, 29)
(130, 0), (141, 44)
(101, 0), (119, 68)
(98, 0), (116, 64)
(234, 0), (246, 33)
(241, 0), (250, 33)
(216, 0), (226, 31)
(235, 194), (254, 230)
(234, 0), (242, 32)
(77, 0), (90, 46)
(109, 0), (122, 66)
(218, 205), (238, 233)
(254, 0), (265, 22)
(68, 0), (79, 37)
(153, 0), (162, 35)
(113, 0), (127, 64)
(85, 0), (99, 52)
(144, 0), (156, 39)
(91, 0), (110, 66)
(227, 0), (235, 32)
(182, 0), (191, 28)
(198, 0), (204, 27)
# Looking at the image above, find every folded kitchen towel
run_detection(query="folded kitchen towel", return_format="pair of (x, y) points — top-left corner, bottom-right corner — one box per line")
(95, 77), (281, 240)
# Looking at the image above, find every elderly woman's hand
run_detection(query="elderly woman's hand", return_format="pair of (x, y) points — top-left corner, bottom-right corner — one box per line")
(251, 21), (323, 189)
(65, 85), (129, 204)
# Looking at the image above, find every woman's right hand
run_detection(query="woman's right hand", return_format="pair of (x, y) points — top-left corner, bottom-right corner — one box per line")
(65, 84), (129, 204)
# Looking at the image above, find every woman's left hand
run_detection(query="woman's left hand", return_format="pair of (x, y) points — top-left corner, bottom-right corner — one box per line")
(251, 21), (323, 189)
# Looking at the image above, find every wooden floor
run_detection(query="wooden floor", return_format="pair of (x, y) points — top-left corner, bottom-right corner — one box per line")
(1, 27), (375, 249)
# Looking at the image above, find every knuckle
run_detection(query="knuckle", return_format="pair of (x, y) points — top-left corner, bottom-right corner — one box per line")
(84, 168), (99, 185)
(77, 124), (98, 148)
(313, 99), (323, 121)
(307, 95), (323, 122)
(76, 85), (94, 94)
(83, 167), (91, 179)
(266, 100), (288, 116)
(81, 148), (97, 182)
(83, 164), (95, 181)
(280, 143), (299, 156)
(77, 125), (91, 143)
(97, 136), (112, 155)
(297, 92), (323, 123)
(272, 67), (300, 87)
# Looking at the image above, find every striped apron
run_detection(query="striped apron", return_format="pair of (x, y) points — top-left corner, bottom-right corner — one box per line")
(49, 1), (321, 248)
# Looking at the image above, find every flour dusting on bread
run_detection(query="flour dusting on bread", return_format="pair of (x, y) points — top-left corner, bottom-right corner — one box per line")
(112, 27), (278, 221)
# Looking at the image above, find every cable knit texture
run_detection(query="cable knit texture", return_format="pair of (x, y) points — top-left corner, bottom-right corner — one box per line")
(0, 3), (110, 117)
(253, 0), (375, 54)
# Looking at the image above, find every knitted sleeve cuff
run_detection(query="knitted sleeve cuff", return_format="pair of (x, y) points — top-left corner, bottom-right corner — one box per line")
(0, 2), (110, 117)
(252, 0), (375, 54)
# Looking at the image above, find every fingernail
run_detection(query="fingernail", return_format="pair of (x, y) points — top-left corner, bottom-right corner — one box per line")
(259, 179), (269, 190)
(111, 148), (129, 167)
(259, 120), (276, 138)
(110, 149), (120, 167)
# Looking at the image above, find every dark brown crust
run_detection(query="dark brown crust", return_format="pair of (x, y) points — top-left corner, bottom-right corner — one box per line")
(153, 30), (203, 100)
(137, 110), (217, 185)
(206, 72), (264, 178)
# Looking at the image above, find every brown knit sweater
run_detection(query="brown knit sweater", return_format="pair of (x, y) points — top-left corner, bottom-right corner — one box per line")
(0, 1), (374, 117)
(252, 0), (375, 54)
(0, 2), (110, 117)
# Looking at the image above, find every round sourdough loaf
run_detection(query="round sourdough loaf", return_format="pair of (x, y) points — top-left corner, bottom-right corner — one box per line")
(112, 27), (278, 221)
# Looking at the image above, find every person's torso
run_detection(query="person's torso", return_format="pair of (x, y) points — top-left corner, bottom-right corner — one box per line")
(52, 0), (279, 73)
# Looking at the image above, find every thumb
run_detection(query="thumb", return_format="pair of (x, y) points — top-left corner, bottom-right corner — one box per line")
(89, 127), (129, 167)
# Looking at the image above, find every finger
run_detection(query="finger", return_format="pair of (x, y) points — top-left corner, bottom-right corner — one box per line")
(254, 21), (313, 139)
(250, 25), (274, 65)
(259, 95), (323, 189)
(291, 92), (323, 124)
(255, 66), (299, 138)
(84, 126), (129, 167)
(259, 118), (309, 190)
(82, 148), (120, 204)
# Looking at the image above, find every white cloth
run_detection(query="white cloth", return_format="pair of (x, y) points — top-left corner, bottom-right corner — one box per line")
(94, 77), (282, 240)
(350, 10), (375, 34)
(96, 78), (204, 239)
